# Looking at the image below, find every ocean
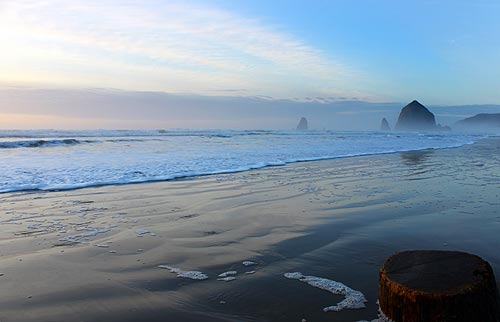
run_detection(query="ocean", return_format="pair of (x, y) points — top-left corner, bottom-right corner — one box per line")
(0, 129), (489, 193)
(2, 131), (500, 322)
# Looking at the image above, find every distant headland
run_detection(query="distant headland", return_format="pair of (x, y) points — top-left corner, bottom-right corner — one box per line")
(455, 113), (500, 131)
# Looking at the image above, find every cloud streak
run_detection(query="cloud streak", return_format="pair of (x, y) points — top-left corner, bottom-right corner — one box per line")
(0, 0), (369, 99)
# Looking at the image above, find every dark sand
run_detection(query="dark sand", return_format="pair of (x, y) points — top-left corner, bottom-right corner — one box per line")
(1, 138), (500, 322)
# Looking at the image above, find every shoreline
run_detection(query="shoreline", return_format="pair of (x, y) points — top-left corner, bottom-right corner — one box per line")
(0, 136), (484, 195)
(1, 138), (500, 321)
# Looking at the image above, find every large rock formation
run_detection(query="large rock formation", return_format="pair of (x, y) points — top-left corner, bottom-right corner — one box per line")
(380, 118), (391, 131)
(455, 113), (500, 131)
(395, 100), (436, 131)
(296, 117), (308, 130)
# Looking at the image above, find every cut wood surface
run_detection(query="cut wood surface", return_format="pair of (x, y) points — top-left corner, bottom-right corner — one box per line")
(379, 250), (500, 322)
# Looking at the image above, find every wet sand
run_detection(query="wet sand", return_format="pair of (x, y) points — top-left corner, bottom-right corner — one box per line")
(1, 138), (500, 322)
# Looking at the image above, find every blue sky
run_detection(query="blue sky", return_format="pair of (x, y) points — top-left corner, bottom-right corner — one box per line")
(0, 0), (499, 128)
(208, 0), (500, 103)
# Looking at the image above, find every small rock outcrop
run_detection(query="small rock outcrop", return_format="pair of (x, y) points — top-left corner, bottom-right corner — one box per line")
(296, 117), (308, 130)
(395, 100), (436, 131)
(380, 118), (391, 131)
(437, 124), (452, 131)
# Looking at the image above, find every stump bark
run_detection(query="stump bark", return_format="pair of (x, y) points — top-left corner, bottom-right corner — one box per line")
(379, 250), (500, 322)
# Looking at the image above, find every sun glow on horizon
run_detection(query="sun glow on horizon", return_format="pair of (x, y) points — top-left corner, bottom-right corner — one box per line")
(1, 0), (500, 130)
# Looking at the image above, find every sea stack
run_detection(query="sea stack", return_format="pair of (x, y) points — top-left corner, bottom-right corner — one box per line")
(296, 117), (308, 130)
(395, 100), (436, 131)
(380, 118), (391, 131)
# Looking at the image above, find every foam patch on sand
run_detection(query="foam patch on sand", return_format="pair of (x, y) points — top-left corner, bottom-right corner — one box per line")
(358, 315), (393, 322)
(357, 317), (392, 322)
(218, 271), (237, 278)
(158, 265), (208, 280)
(284, 272), (367, 312)
(242, 261), (257, 266)
(59, 226), (112, 244)
(357, 301), (393, 322)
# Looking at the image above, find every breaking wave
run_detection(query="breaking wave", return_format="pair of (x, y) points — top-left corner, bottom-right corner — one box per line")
(0, 138), (90, 149)
(0, 130), (489, 193)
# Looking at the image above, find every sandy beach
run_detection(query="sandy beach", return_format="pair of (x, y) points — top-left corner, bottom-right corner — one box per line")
(1, 138), (500, 322)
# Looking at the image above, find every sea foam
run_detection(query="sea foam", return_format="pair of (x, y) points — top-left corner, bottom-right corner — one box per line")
(284, 272), (367, 312)
(158, 265), (208, 280)
(218, 271), (237, 278)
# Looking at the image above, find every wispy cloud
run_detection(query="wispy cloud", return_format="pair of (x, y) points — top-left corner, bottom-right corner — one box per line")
(0, 0), (370, 99)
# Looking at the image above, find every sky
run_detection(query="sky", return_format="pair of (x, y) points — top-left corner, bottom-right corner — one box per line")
(1, 0), (500, 129)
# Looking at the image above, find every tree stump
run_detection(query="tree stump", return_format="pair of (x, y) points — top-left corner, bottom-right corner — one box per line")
(379, 250), (500, 322)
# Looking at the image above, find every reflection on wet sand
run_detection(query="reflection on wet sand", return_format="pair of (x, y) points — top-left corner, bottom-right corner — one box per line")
(400, 149), (436, 180)
(400, 149), (434, 166)
(1, 140), (500, 322)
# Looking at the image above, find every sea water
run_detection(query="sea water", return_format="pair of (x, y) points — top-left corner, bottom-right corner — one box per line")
(0, 129), (488, 193)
